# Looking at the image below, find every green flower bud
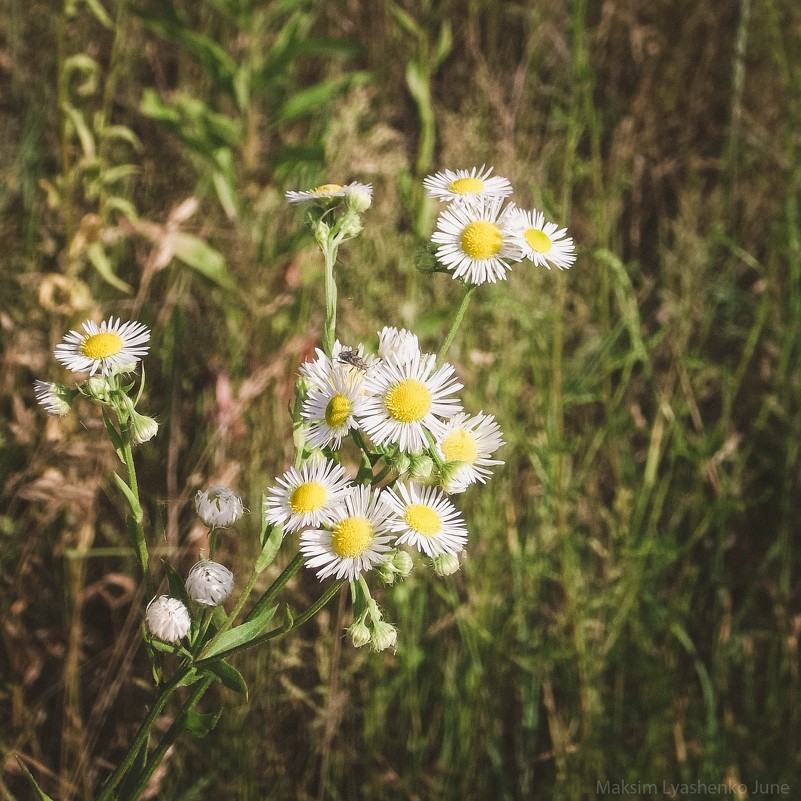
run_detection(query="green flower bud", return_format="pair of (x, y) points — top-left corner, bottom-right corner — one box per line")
(409, 454), (434, 481)
(392, 550), (414, 578)
(338, 209), (363, 238)
(432, 553), (461, 577)
(345, 183), (373, 212)
(84, 375), (112, 403)
(130, 411), (158, 445)
(371, 621), (398, 652)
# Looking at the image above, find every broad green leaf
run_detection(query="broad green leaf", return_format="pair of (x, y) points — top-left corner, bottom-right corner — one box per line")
(86, 242), (133, 294)
(203, 659), (248, 698)
(170, 233), (235, 289)
(200, 604), (278, 659)
(183, 708), (222, 738)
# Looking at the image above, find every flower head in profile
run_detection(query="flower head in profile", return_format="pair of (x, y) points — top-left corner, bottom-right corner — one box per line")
(357, 352), (463, 454)
(145, 596), (191, 643)
(55, 317), (151, 376)
(424, 165), (513, 204)
(195, 486), (245, 528)
(431, 197), (523, 285)
(300, 485), (395, 581)
(507, 208), (576, 270)
(382, 482), (468, 557)
(286, 182), (372, 206)
(377, 326), (420, 367)
(33, 380), (74, 416)
(185, 560), (235, 607)
(436, 412), (505, 493)
(264, 457), (354, 534)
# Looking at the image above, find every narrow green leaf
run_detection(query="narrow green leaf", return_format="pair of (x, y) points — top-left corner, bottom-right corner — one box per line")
(255, 523), (283, 573)
(170, 233), (235, 289)
(282, 604), (294, 632)
(15, 758), (55, 801)
(84, 0), (114, 28)
(278, 72), (371, 122)
(86, 242), (133, 294)
(162, 560), (192, 608)
(200, 604), (278, 659)
(203, 660), (248, 698)
(113, 473), (142, 520)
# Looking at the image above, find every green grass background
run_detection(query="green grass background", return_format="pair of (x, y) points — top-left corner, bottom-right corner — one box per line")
(1, 0), (800, 799)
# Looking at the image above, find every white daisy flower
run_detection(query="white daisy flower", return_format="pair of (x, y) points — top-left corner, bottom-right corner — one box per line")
(302, 367), (367, 450)
(377, 326), (420, 367)
(507, 208), (576, 270)
(195, 486), (246, 528)
(300, 485), (395, 581)
(145, 596), (191, 643)
(285, 181), (371, 206)
(382, 483), (468, 557)
(431, 197), (523, 285)
(264, 456), (354, 534)
(357, 352), (463, 454)
(33, 380), (72, 416)
(436, 412), (506, 493)
(54, 317), (151, 376)
(423, 165), (513, 204)
(185, 560), (235, 607)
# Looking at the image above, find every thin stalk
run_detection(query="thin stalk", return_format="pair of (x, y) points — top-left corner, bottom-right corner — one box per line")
(322, 241), (339, 357)
(243, 552), (304, 624)
(438, 284), (476, 363)
(96, 665), (192, 801)
(121, 432), (152, 597)
(118, 676), (215, 801)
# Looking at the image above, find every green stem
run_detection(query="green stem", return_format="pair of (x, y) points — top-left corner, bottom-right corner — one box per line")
(438, 284), (476, 363)
(121, 431), (152, 597)
(351, 429), (379, 466)
(96, 665), (192, 801)
(198, 567), (261, 659)
(118, 676), (215, 801)
(321, 239), (339, 357)
(243, 552), (305, 624)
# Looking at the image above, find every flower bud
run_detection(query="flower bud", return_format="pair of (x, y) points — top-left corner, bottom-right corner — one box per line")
(374, 561), (397, 585)
(195, 486), (245, 528)
(348, 618), (372, 648)
(130, 411), (158, 445)
(33, 380), (74, 416)
(409, 454), (434, 481)
(394, 453), (411, 476)
(84, 375), (112, 403)
(371, 621), (398, 652)
(145, 596), (191, 643)
(185, 559), (234, 607)
(392, 549), (414, 578)
(338, 209), (363, 238)
(432, 553), (461, 577)
(345, 183), (373, 212)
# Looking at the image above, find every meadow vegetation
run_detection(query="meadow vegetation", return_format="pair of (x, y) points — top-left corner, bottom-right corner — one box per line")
(1, 0), (800, 799)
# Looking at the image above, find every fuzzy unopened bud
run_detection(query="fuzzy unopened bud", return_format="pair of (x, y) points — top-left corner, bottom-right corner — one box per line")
(392, 550), (414, 578)
(338, 209), (363, 238)
(130, 411), (158, 445)
(409, 454), (434, 481)
(348, 618), (372, 649)
(432, 553), (461, 577)
(185, 560), (234, 607)
(371, 621), (398, 652)
(145, 596), (191, 643)
(345, 183), (373, 212)
(84, 375), (112, 403)
(195, 486), (245, 528)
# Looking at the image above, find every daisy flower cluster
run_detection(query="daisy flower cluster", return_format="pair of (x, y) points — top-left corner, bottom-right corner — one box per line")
(262, 320), (505, 651)
(424, 165), (576, 284)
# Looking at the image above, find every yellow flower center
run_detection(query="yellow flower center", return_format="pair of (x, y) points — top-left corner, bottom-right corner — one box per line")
(289, 482), (327, 514)
(312, 183), (343, 195)
(441, 430), (479, 464)
(325, 394), (352, 428)
(460, 221), (502, 259)
(448, 177), (484, 195)
(80, 332), (124, 360)
(384, 378), (432, 423)
(524, 228), (552, 253)
(404, 504), (441, 537)
(331, 516), (374, 557)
